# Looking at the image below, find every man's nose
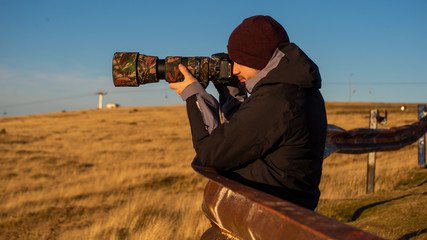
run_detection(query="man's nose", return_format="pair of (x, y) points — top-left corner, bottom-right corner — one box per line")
(232, 64), (239, 75)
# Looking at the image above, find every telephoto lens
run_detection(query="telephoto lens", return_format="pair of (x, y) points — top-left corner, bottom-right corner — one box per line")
(112, 52), (233, 87)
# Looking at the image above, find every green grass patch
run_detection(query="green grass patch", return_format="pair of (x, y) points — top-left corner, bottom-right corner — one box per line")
(318, 168), (427, 239)
(394, 169), (427, 190)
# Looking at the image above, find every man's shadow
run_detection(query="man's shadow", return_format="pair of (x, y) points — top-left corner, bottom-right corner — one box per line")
(351, 194), (412, 221)
(397, 228), (427, 240)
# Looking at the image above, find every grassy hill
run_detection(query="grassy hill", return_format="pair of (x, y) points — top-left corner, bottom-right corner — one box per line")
(0, 103), (426, 239)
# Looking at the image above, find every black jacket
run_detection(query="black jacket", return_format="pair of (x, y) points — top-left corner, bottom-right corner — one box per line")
(183, 43), (327, 210)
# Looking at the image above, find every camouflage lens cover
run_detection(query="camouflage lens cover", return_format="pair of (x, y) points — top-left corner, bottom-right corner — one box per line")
(112, 52), (139, 87)
(165, 56), (184, 83)
(137, 54), (158, 84)
(165, 56), (210, 87)
(183, 57), (210, 87)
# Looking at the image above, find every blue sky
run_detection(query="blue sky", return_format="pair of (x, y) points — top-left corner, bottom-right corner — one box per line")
(1, 0), (426, 116)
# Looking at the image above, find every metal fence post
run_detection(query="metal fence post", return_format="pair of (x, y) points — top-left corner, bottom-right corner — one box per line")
(419, 105), (427, 168)
(367, 109), (378, 193)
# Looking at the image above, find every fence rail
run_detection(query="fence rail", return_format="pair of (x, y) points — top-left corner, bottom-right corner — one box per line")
(194, 113), (427, 240)
(193, 163), (384, 240)
(324, 115), (427, 158)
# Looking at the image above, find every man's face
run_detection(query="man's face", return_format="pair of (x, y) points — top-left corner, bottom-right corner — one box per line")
(233, 62), (261, 82)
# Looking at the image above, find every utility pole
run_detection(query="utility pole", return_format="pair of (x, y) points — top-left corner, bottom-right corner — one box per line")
(348, 73), (353, 102)
(95, 91), (107, 109)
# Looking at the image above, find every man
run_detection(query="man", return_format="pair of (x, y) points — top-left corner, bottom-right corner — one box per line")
(170, 15), (327, 210)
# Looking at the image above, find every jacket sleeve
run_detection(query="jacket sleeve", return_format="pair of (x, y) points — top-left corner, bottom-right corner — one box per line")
(187, 92), (288, 171)
(181, 82), (246, 134)
(214, 83), (247, 122)
(181, 82), (221, 134)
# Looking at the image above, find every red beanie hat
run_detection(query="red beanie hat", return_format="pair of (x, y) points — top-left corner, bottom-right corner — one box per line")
(227, 15), (289, 70)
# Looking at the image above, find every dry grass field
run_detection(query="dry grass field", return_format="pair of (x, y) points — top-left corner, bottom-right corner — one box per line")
(0, 102), (426, 239)
(321, 102), (423, 198)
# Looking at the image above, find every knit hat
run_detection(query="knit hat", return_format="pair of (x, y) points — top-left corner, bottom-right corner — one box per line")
(227, 15), (289, 70)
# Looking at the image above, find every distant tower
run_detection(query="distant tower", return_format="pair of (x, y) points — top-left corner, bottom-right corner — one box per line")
(95, 91), (107, 109)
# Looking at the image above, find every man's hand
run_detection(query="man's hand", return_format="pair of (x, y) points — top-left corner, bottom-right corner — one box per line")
(169, 64), (198, 96)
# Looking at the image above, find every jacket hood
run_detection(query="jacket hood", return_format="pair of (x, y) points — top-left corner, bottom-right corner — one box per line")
(245, 43), (321, 93)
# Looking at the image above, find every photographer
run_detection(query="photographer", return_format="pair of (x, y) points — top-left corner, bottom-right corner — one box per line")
(170, 15), (327, 210)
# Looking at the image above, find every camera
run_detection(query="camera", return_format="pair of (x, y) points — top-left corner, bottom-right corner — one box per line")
(112, 52), (234, 88)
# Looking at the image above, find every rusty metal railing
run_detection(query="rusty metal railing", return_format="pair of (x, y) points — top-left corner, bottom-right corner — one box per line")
(193, 115), (427, 240)
(193, 163), (384, 240)
(324, 115), (427, 158)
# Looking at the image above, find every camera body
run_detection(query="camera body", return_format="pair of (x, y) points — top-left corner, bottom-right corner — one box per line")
(112, 52), (234, 88)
